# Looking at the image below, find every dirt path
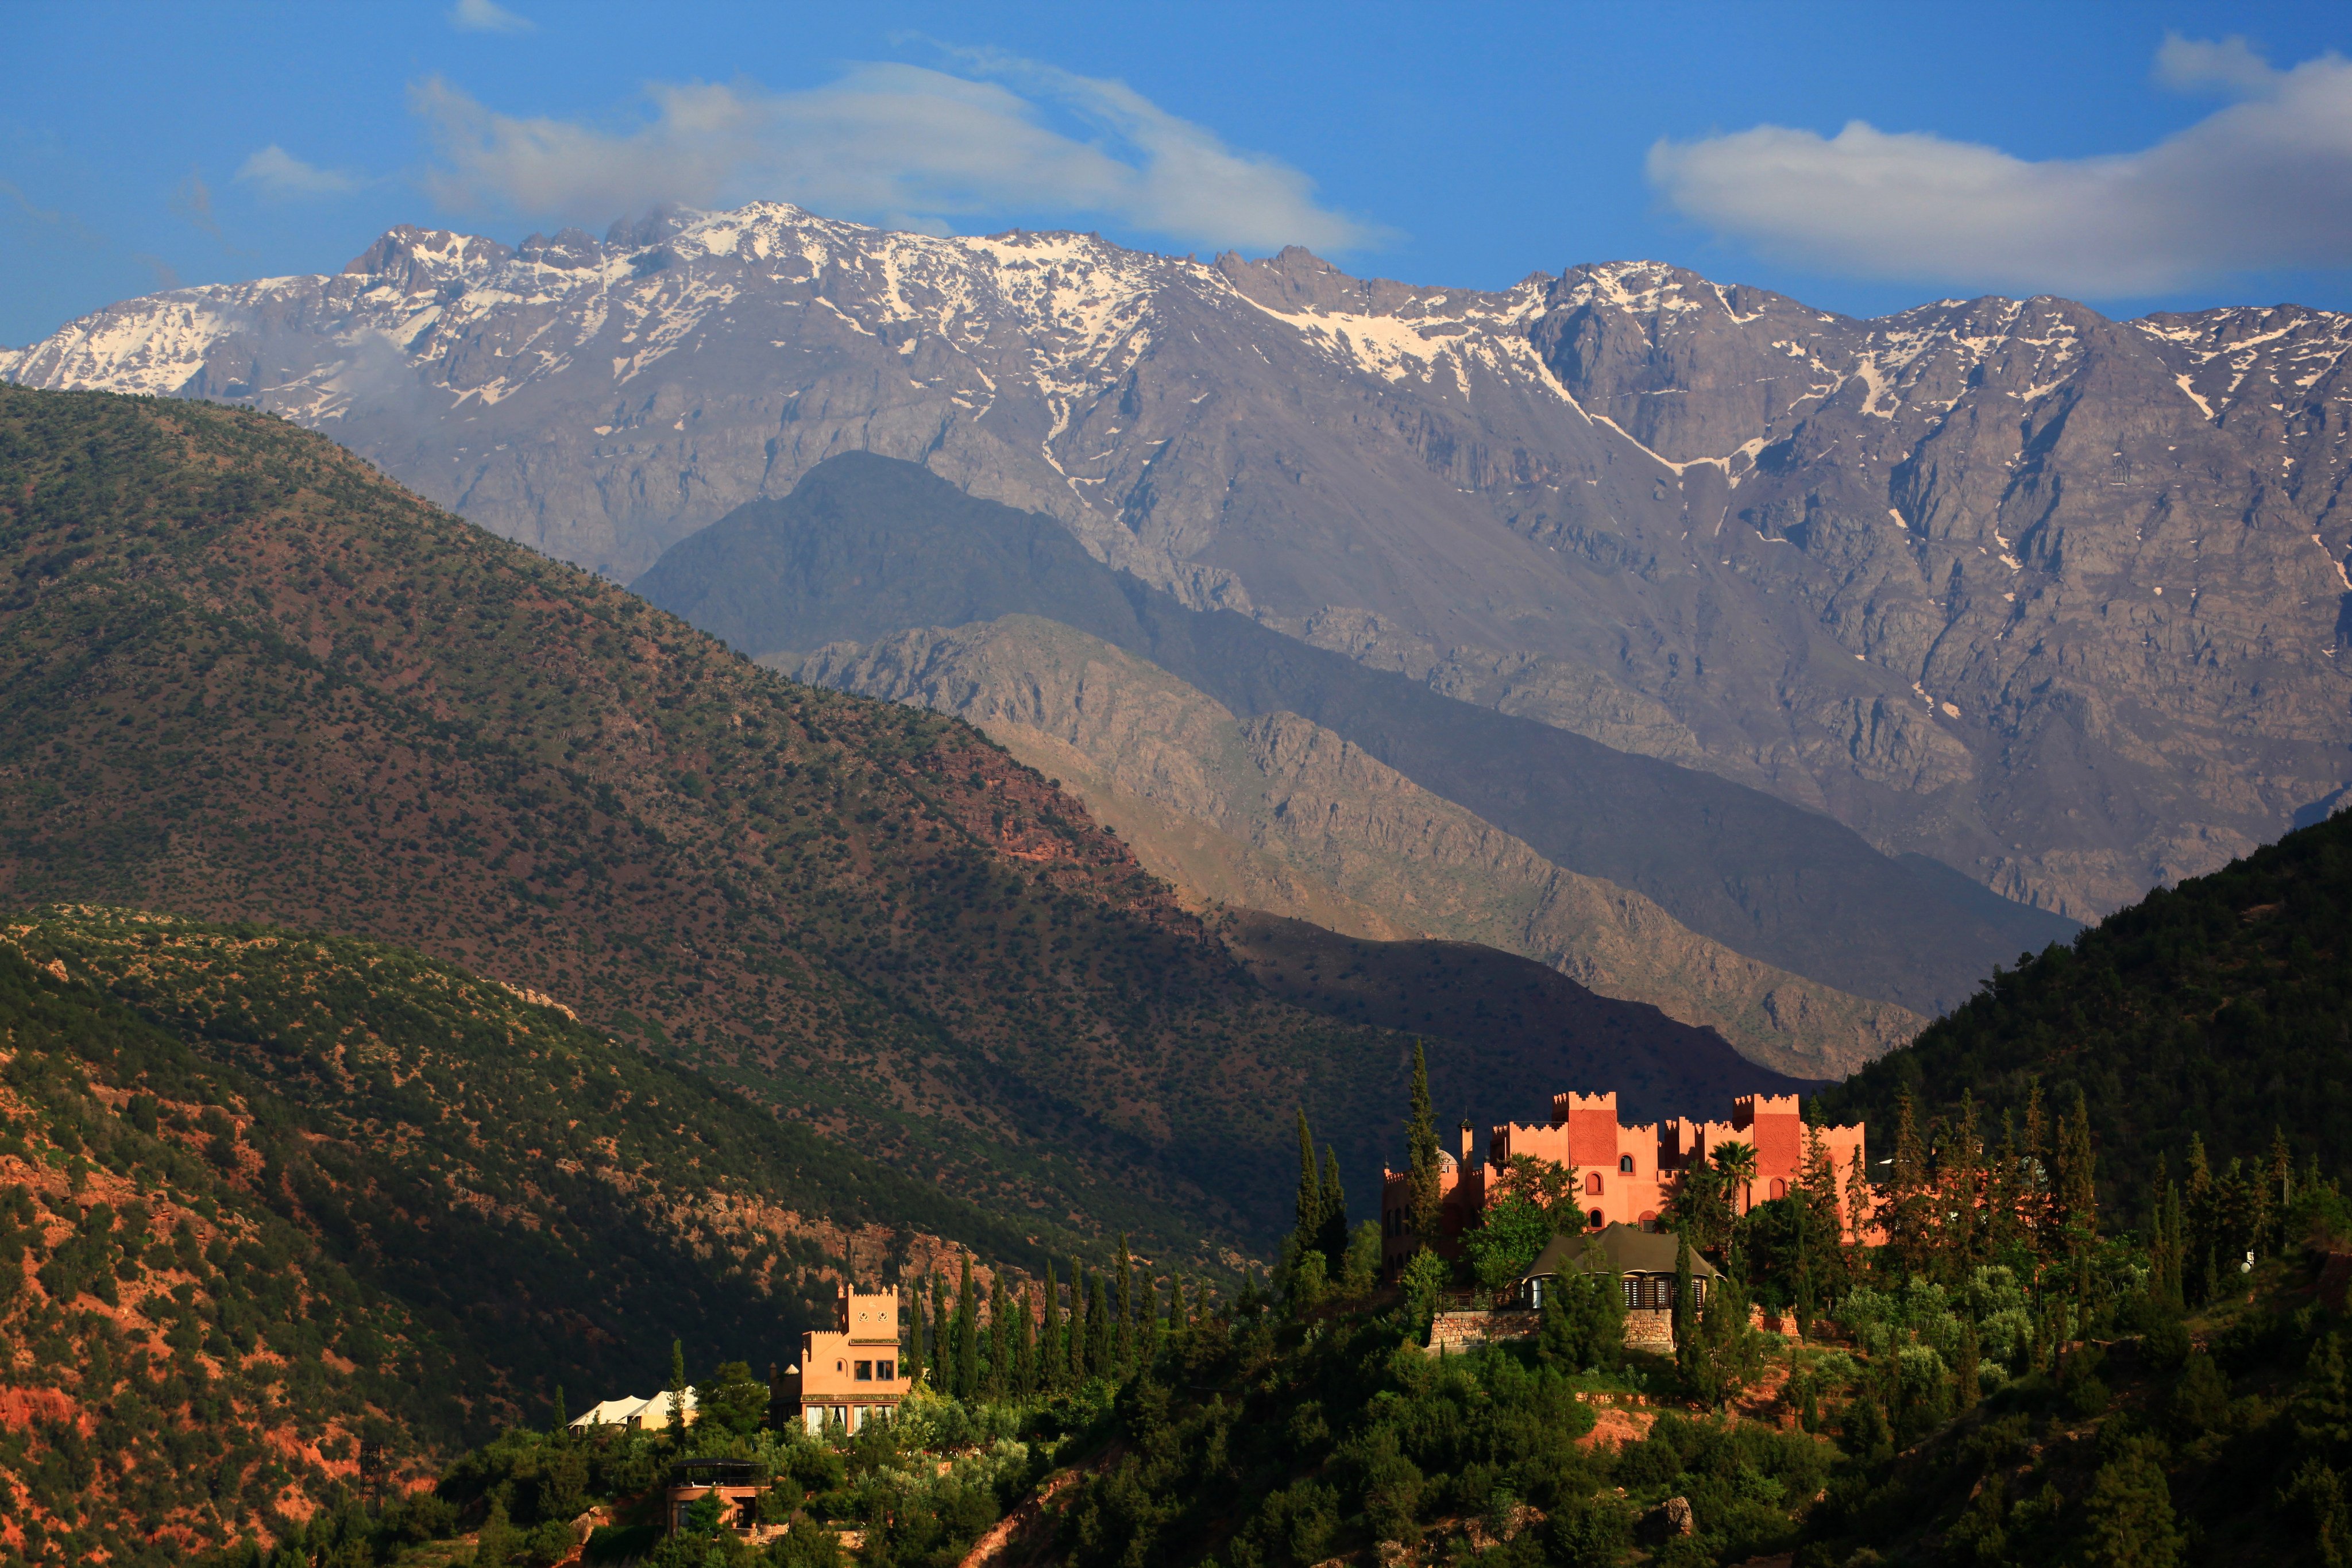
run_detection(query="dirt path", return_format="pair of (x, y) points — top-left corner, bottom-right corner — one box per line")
(958, 1448), (1122, 1568)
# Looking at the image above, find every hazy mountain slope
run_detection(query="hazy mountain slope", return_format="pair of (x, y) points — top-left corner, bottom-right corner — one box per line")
(0, 386), (1807, 1259)
(1216, 912), (1814, 1123)
(1818, 807), (2352, 1212)
(7, 203), (2348, 920)
(644, 453), (2072, 1016)
(939, 705), (1426, 945)
(793, 613), (1920, 1077)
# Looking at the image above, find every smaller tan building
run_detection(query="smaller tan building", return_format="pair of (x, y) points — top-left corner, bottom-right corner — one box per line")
(1521, 1224), (1719, 1349)
(777, 1285), (908, 1434)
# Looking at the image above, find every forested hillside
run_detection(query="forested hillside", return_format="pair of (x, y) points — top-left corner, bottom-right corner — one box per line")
(1821, 807), (2352, 1216)
(0, 907), (1067, 1563)
(0, 385), (1441, 1265)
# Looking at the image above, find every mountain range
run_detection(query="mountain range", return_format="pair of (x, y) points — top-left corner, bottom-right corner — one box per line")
(638, 451), (2052, 1046)
(0, 383), (1821, 1279)
(6, 199), (2347, 937)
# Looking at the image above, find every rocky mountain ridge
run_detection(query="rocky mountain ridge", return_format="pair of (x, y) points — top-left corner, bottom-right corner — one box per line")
(790, 612), (1920, 1078)
(7, 202), (2348, 918)
(643, 453), (2075, 1018)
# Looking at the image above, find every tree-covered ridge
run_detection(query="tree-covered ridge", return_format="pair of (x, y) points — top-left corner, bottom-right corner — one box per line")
(0, 906), (1056, 1401)
(1819, 806), (2352, 1221)
(0, 942), (467, 1565)
(0, 903), (1150, 1566)
(0, 384), (1410, 1264)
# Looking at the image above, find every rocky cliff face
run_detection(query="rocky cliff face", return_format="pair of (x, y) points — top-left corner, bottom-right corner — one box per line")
(8, 203), (2346, 917)
(793, 615), (1922, 1077)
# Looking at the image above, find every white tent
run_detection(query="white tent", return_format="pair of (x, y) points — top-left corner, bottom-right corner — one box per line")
(568, 1388), (697, 1430)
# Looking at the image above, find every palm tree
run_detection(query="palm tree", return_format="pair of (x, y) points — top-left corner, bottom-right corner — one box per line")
(1712, 1140), (1759, 1216)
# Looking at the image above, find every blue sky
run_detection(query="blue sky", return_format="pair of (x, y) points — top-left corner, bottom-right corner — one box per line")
(6, 1), (2352, 347)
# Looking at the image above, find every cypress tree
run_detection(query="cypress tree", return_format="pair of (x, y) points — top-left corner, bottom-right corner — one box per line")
(1318, 1145), (1349, 1268)
(667, 1338), (689, 1434)
(1067, 1262), (1088, 1382)
(551, 1383), (567, 1439)
(1087, 1269), (1114, 1378)
(1115, 1234), (1136, 1370)
(1138, 1274), (1162, 1368)
(1168, 1274), (1187, 1333)
(1406, 1041), (1443, 1246)
(1295, 1107), (1324, 1243)
(902, 1285), (926, 1389)
(987, 1270), (1011, 1400)
(931, 1274), (952, 1392)
(1041, 1261), (1064, 1391)
(1015, 1285), (1036, 1398)
(1671, 1232), (1697, 1385)
(955, 1256), (979, 1401)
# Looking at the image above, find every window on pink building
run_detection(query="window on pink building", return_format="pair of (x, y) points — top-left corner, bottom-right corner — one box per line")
(1584, 1172), (1602, 1195)
(1618, 1155), (1633, 1173)
(1770, 1178), (1787, 1199)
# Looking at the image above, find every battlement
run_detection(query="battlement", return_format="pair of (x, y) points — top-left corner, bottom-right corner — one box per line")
(1550, 1091), (1618, 1127)
(834, 1285), (901, 1344)
(1732, 1094), (1803, 1128)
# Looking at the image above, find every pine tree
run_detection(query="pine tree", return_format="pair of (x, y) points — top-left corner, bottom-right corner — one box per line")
(1406, 1041), (1443, 1246)
(1948, 1091), (1987, 1270)
(1318, 1144), (1349, 1268)
(1115, 1234), (1135, 1371)
(1988, 1109), (2023, 1260)
(2054, 1086), (2099, 1265)
(1087, 1269), (1113, 1378)
(1067, 1262), (1087, 1384)
(551, 1382), (567, 1439)
(955, 1256), (979, 1401)
(2022, 1083), (2049, 1258)
(2079, 1443), (2184, 1568)
(1888, 1089), (1932, 1277)
(1168, 1274), (1188, 1335)
(1844, 1147), (1874, 1276)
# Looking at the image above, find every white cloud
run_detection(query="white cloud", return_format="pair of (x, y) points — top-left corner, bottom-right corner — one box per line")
(1647, 34), (2352, 297)
(235, 145), (363, 199)
(450, 0), (534, 34)
(410, 57), (1379, 254)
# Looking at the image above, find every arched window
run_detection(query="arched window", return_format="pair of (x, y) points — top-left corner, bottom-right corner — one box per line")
(1637, 1211), (1658, 1232)
(1769, 1177), (1787, 1200)
(1586, 1208), (1604, 1230)
(1584, 1171), (1603, 1195)
(1619, 1154), (1634, 1173)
